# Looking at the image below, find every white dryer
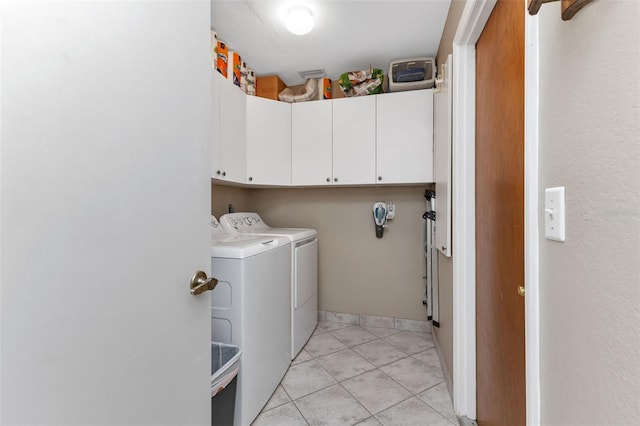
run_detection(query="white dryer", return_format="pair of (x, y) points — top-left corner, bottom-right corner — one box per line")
(219, 212), (318, 359)
(209, 216), (291, 426)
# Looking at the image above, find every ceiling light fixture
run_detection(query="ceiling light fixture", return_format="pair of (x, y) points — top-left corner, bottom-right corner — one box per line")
(285, 5), (314, 36)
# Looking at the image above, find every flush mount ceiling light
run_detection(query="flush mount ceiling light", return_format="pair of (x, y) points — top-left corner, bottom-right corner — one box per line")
(285, 5), (314, 35)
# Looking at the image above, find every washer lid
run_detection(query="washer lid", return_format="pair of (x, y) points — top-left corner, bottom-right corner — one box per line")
(237, 227), (317, 242)
(210, 235), (289, 259)
(220, 212), (316, 241)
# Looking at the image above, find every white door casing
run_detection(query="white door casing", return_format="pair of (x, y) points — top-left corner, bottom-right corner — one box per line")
(0, 2), (212, 424)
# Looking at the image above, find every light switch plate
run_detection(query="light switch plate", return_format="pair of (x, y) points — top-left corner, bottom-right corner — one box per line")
(545, 186), (565, 241)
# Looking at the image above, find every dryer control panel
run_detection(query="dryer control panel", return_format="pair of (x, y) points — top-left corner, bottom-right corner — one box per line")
(220, 212), (269, 232)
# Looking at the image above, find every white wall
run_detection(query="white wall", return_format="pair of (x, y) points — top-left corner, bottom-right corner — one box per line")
(538, 1), (640, 423)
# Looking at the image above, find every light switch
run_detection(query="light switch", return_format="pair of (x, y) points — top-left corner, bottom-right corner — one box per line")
(545, 187), (565, 242)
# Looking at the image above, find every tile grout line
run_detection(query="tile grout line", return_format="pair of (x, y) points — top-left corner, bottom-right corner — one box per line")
(323, 328), (448, 420)
(336, 328), (454, 422)
(257, 324), (450, 425)
(295, 348), (375, 425)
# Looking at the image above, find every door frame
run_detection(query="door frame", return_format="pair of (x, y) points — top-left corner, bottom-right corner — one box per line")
(451, 0), (540, 423)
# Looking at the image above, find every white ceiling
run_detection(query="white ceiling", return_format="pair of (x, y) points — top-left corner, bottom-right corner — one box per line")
(211, 0), (452, 86)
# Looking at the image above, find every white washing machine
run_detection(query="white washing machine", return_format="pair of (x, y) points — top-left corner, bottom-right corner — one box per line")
(209, 216), (291, 426)
(219, 212), (318, 359)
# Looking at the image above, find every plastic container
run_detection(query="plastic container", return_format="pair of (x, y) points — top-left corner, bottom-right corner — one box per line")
(211, 342), (241, 426)
(388, 57), (435, 92)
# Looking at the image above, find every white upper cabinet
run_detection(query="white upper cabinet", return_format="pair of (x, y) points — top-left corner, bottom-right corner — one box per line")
(216, 73), (247, 182)
(291, 101), (333, 186)
(246, 96), (292, 185)
(332, 96), (376, 185)
(376, 89), (434, 184)
(212, 79), (434, 187)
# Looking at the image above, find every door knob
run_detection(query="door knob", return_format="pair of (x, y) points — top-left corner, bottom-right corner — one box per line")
(517, 285), (525, 297)
(190, 271), (218, 295)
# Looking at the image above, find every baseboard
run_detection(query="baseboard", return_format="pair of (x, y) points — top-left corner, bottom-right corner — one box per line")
(431, 327), (453, 399)
(457, 416), (478, 426)
(432, 331), (477, 425)
(318, 310), (431, 334)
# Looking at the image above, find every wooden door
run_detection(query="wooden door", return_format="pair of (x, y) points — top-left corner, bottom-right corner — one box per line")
(475, 0), (526, 424)
(0, 2), (212, 424)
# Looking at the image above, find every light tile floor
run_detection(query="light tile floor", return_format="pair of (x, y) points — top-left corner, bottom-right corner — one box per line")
(251, 322), (458, 426)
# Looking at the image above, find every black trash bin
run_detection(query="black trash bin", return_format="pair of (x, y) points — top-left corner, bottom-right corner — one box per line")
(211, 342), (241, 426)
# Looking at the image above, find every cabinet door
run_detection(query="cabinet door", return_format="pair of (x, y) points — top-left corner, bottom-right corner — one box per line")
(218, 77), (246, 183)
(376, 89), (434, 183)
(434, 56), (452, 257)
(291, 101), (332, 185)
(332, 96), (376, 185)
(246, 96), (292, 185)
(211, 70), (222, 177)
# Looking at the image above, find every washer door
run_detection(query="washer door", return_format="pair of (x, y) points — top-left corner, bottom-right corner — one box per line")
(294, 238), (318, 309)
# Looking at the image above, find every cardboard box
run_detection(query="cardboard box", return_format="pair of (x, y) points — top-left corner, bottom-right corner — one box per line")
(227, 51), (242, 87)
(319, 77), (332, 100)
(215, 40), (228, 78)
(331, 79), (345, 99)
(256, 75), (286, 100)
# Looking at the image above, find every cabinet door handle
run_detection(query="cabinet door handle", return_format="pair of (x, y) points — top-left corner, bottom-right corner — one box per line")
(216, 170), (221, 175)
(326, 177), (330, 183)
(334, 177), (338, 182)
(222, 171), (226, 177)
(248, 176), (253, 182)
(378, 176), (383, 181)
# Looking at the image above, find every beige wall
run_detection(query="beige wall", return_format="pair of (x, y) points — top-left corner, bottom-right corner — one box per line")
(433, 0), (467, 380)
(538, 1), (640, 424)
(436, 0), (467, 68)
(211, 183), (253, 218)
(213, 184), (431, 321)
